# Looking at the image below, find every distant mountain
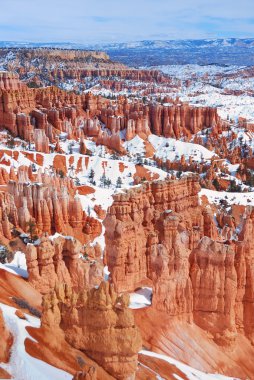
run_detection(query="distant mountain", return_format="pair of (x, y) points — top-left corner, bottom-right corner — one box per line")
(94, 39), (254, 67)
(1, 38), (254, 66)
(90, 38), (254, 50)
(0, 41), (85, 49)
(1, 38), (254, 50)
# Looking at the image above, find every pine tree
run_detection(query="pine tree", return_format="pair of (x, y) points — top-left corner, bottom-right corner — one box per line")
(100, 173), (107, 187)
(88, 169), (95, 182)
(105, 178), (112, 188)
(26, 219), (38, 243)
(228, 180), (241, 192)
(6, 135), (15, 149)
(75, 177), (81, 186)
(212, 178), (221, 191)
(116, 176), (123, 188)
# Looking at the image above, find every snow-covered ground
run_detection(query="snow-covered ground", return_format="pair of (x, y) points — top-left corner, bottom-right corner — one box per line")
(149, 135), (216, 163)
(129, 287), (152, 309)
(150, 64), (254, 122)
(0, 303), (72, 380)
(182, 92), (254, 121)
(200, 188), (254, 207)
(140, 350), (239, 380)
(0, 251), (28, 278)
(152, 64), (245, 80)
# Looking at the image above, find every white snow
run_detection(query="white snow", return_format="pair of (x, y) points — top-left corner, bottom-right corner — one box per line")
(153, 64), (244, 80)
(183, 92), (254, 122)
(140, 350), (239, 380)
(103, 265), (110, 281)
(124, 135), (145, 155)
(0, 303), (72, 380)
(0, 251), (28, 278)
(149, 135), (216, 163)
(149, 64), (254, 122)
(200, 188), (254, 207)
(129, 287), (152, 309)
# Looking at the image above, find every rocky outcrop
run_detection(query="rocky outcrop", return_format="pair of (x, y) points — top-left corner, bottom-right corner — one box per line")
(104, 177), (254, 348)
(190, 237), (238, 346)
(0, 166), (101, 245)
(72, 367), (97, 380)
(26, 235), (103, 294)
(0, 191), (18, 240)
(234, 208), (254, 345)
(0, 71), (24, 91)
(34, 129), (50, 153)
(0, 85), (35, 136)
(0, 72), (223, 156)
(7, 175), (101, 243)
(42, 281), (142, 380)
(149, 103), (218, 137)
(104, 176), (203, 293)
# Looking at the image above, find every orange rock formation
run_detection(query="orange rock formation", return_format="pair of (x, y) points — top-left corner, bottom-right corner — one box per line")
(41, 281), (142, 379)
(104, 177), (254, 352)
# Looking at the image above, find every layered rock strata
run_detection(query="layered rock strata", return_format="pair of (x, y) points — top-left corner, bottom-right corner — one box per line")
(0, 73), (222, 155)
(25, 235), (104, 294)
(104, 177), (254, 347)
(41, 281), (142, 380)
(6, 175), (101, 243)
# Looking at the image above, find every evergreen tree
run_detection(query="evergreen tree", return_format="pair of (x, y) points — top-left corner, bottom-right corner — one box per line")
(6, 135), (15, 149)
(100, 173), (107, 187)
(88, 169), (95, 182)
(228, 180), (241, 192)
(26, 219), (38, 243)
(75, 177), (81, 186)
(212, 178), (221, 191)
(105, 178), (112, 188)
(116, 176), (123, 188)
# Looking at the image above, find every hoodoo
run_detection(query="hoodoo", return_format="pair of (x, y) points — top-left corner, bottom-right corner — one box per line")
(1, 37), (254, 380)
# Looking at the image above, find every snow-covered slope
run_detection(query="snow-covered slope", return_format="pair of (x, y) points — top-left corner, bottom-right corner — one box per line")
(140, 350), (239, 380)
(0, 303), (72, 380)
(200, 188), (254, 207)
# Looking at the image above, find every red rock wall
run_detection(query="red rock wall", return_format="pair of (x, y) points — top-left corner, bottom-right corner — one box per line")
(0, 71), (24, 91)
(6, 176), (101, 243)
(0, 74), (222, 152)
(104, 177), (254, 346)
(0, 170), (101, 244)
(26, 236), (103, 295)
(104, 176), (203, 294)
(41, 281), (142, 380)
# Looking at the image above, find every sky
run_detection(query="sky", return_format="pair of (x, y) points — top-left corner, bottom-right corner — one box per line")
(0, 0), (254, 43)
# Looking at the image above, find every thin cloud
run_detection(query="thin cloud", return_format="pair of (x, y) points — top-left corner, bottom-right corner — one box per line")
(0, 0), (253, 42)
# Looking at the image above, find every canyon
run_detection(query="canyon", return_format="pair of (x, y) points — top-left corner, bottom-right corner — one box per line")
(0, 49), (254, 380)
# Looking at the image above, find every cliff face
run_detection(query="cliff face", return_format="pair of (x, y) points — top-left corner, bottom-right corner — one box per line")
(5, 174), (101, 243)
(235, 208), (254, 344)
(0, 73), (222, 156)
(0, 85), (35, 137)
(149, 103), (218, 137)
(104, 177), (254, 347)
(41, 281), (142, 380)
(190, 237), (238, 345)
(104, 176), (203, 294)
(26, 235), (104, 295)
(0, 71), (24, 91)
